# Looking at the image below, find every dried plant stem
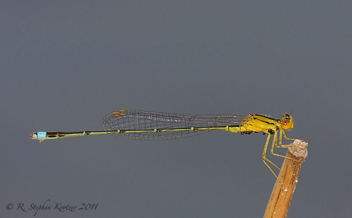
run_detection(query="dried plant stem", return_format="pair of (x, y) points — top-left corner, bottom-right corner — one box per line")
(263, 140), (308, 218)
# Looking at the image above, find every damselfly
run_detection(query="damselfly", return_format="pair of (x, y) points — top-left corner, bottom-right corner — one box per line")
(30, 109), (303, 177)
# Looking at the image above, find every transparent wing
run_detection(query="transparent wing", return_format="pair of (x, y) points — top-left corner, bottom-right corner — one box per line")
(102, 109), (247, 140)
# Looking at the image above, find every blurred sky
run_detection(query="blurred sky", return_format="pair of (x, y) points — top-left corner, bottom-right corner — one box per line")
(1, 1), (352, 217)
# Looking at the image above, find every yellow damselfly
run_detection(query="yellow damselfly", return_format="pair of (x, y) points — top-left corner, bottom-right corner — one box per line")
(30, 109), (303, 178)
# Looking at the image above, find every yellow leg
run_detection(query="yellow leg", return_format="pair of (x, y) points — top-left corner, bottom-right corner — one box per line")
(270, 131), (293, 159)
(262, 133), (280, 179)
(274, 130), (294, 148)
(280, 130), (305, 147)
(263, 129), (306, 178)
(270, 129), (303, 163)
(277, 130), (305, 148)
(282, 129), (297, 141)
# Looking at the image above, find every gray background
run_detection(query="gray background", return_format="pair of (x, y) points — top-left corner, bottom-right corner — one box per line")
(1, 1), (351, 217)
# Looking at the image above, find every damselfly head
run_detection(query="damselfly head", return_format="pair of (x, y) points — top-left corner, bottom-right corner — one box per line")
(281, 113), (294, 130)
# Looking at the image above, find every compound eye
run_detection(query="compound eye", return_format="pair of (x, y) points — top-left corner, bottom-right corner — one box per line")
(281, 119), (293, 130)
(285, 113), (290, 119)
